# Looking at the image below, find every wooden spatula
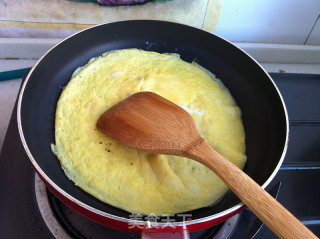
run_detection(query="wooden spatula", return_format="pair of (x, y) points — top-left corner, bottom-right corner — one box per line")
(97, 92), (317, 239)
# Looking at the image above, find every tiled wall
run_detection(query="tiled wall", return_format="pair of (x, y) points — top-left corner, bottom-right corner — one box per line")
(215, 0), (320, 45)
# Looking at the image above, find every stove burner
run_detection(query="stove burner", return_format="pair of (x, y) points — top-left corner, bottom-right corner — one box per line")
(35, 174), (72, 239)
(35, 174), (242, 239)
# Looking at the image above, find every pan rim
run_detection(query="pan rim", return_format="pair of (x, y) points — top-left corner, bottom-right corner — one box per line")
(17, 19), (289, 227)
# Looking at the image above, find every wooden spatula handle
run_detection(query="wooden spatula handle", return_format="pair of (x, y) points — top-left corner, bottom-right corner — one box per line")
(186, 138), (318, 239)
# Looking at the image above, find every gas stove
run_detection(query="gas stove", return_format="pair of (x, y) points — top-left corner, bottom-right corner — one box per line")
(0, 73), (319, 238)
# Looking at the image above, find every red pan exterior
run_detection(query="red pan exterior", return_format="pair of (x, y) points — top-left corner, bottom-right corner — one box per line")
(37, 168), (245, 233)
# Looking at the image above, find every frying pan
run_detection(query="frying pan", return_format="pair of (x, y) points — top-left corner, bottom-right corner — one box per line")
(17, 20), (288, 234)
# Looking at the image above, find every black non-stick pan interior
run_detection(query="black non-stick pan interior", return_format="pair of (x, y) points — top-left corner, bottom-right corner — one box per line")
(19, 20), (287, 222)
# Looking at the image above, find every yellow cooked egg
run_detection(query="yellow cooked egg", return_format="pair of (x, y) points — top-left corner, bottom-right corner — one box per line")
(52, 49), (246, 215)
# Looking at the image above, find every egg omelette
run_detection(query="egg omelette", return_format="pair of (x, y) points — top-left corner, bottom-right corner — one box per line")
(52, 49), (246, 215)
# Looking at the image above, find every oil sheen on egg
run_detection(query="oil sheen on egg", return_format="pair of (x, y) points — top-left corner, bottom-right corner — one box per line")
(52, 49), (246, 215)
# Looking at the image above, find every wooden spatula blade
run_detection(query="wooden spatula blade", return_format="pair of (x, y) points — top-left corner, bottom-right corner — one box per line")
(97, 92), (201, 155)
